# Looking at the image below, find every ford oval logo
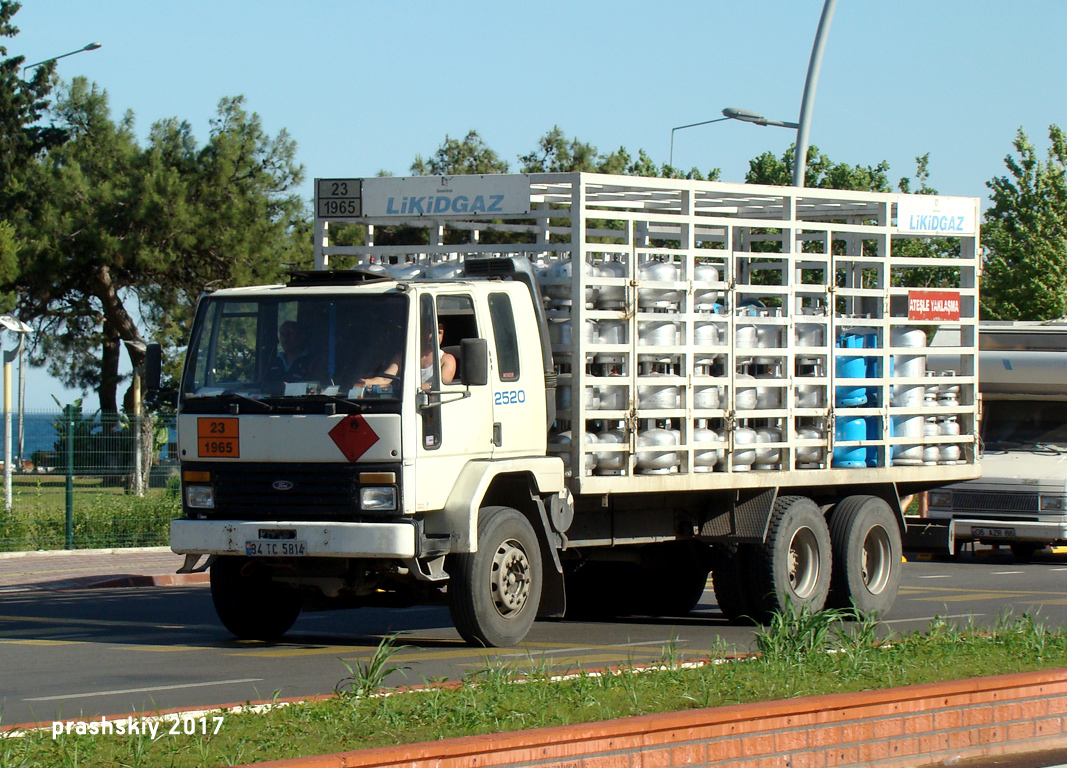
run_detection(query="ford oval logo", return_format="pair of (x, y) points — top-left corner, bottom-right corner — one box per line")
(272, 480), (294, 491)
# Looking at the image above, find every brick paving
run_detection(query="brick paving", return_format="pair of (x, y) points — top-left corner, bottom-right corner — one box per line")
(0, 546), (209, 591)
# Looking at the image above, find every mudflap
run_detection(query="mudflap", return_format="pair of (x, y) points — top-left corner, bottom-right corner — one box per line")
(532, 495), (566, 618)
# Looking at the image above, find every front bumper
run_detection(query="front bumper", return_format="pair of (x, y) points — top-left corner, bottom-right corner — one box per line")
(947, 518), (1067, 544)
(171, 519), (418, 558)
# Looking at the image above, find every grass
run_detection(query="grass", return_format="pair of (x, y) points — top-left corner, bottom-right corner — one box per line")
(0, 475), (181, 551)
(4, 609), (1067, 768)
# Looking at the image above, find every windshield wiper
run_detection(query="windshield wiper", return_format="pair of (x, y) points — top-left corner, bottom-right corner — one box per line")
(303, 393), (366, 413)
(220, 391), (275, 413)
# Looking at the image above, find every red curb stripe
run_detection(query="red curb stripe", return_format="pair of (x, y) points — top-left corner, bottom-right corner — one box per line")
(229, 668), (1067, 768)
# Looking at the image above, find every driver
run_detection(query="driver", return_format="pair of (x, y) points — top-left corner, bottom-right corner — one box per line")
(267, 321), (314, 381)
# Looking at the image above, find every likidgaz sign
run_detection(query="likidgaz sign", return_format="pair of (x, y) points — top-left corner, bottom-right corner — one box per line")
(361, 175), (531, 217)
(896, 195), (977, 236)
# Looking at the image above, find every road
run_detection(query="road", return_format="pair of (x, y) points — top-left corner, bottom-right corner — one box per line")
(2, 548), (1066, 727)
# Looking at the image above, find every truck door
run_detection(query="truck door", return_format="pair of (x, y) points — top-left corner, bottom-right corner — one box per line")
(414, 293), (494, 512)
(486, 290), (541, 458)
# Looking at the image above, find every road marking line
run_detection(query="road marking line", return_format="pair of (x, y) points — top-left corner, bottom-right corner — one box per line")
(24, 677), (264, 702)
(991, 571), (1024, 575)
(916, 575), (952, 579)
(884, 614), (985, 625)
(0, 613), (217, 631)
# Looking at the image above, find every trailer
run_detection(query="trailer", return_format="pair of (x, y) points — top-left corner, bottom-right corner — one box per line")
(152, 173), (981, 646)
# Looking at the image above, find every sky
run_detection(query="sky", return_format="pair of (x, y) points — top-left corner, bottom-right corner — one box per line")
(8, 0), (1067, 409)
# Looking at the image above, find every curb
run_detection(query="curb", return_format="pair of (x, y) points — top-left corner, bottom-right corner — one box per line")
(0, 546), (172, 560)
(0, 572), (208, 592)
(233, 668), (1067, 768)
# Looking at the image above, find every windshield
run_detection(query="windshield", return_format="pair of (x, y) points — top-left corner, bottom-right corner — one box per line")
(982, 400), (1067, 449)
(182, 293), (408, 403)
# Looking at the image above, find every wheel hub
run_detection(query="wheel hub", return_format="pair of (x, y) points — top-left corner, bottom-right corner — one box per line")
(861, 525), (891, 595)
(491, 538), (531, 616)
(787, 526), (820, 599)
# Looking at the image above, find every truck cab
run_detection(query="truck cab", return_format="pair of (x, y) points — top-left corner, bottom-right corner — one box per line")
(926, 322), (1067, 559)
(167, 267), (566, 646)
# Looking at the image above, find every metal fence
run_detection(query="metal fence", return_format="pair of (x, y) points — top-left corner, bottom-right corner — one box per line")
(0, 408), (180, 552)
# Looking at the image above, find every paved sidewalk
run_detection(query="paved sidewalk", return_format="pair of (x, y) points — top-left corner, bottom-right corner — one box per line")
(0, 546), (209, 592)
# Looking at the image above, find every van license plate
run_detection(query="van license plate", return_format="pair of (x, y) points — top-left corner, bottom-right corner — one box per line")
(245, 540), (307, 556)
(970, 527), (1016, 539)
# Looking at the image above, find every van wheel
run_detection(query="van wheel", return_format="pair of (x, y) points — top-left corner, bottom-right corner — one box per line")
(711, 543), (759, 624)
(826, 496), (902, 615)
(752, 496), (831, 620)
(449, 506), (543, 647)
(210, 556), (302, 641)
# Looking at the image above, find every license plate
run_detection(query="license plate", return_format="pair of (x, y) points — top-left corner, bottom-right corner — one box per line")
(970, 526), (1016, 539)
(245, 540), (307, 556)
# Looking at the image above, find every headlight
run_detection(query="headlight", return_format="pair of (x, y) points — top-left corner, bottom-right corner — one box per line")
(361, 486), (398, 511)
(927, 490), (952, 508)
(1040, 495), (1067, 512)
(185, 485), (215, 509)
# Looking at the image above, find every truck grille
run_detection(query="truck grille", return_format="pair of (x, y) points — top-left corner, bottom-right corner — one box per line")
(950, 490), (1039, 515)
(183, 462), (402, 522)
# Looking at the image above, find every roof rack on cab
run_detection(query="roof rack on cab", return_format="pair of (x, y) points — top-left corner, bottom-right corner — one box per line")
(286, 269), (394, 287)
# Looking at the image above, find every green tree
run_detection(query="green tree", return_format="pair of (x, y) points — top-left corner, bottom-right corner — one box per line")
(745, 144), (891, 191)
(981, 126), (1067, 320)
(0, 1), (66, 302)
(411, 130), (509, 175)
(12, 78), (308, 414)
(518, 126), (718, 180)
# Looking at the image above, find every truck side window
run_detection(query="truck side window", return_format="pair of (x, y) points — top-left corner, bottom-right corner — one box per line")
(436, 294), (476, 385)
(488, 292), (520, 381)
(420, 295), (442, 449)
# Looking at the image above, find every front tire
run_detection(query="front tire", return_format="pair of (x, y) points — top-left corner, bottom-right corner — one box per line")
(449, 506), (543, 647)
(752, 496), (832, 620)
(826, 495), (902, 615)
(210, 556), (302, 641)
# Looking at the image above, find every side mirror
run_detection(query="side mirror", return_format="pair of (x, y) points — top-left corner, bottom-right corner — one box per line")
(460, 338), (489, 386)
(145, 342), (163, 392)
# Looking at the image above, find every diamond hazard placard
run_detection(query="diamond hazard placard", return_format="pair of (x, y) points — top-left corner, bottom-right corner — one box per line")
(328, 414), (380, 462)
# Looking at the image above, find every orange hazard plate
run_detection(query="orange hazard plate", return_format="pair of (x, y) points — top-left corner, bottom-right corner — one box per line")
(197, 417), (240, 458)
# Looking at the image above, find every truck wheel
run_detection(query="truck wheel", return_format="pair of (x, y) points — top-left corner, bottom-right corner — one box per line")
(449, 506), (543, 647)
(210, 556), (302, 641)
(623, 543), (711, 617)
(711, 543), (759, 624)
(826, 496), (902, 615)
(653, 544), (712, 617)
(752, 496), (831, 620)
(1010, 542), (1042, 562)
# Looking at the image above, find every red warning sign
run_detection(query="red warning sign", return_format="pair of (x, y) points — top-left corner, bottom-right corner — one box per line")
(908, 290), (961, 321)
(328, 414), (380, 462)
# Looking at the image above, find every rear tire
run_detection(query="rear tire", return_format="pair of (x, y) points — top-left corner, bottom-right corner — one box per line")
(826, 495), (902, 615)
(751, 496), (831, 620)
(210, 556), (302, 641)
(449, 506), (543, 647)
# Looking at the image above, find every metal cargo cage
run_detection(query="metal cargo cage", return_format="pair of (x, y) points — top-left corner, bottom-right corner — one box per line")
(314, 173), (981, 495)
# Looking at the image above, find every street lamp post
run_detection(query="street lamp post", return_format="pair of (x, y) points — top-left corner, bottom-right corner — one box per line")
(670, 116), (730, 168)
(0, 315), (31, 511)
(22, 41), (102, 78)
(669, 108), (802, 170)
(671, 0), (837, 187)
(122, 339), (147, 497)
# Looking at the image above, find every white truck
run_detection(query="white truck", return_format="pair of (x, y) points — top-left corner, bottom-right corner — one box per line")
(147, 173), (982, 647)
(926, 321), (1067, 560)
